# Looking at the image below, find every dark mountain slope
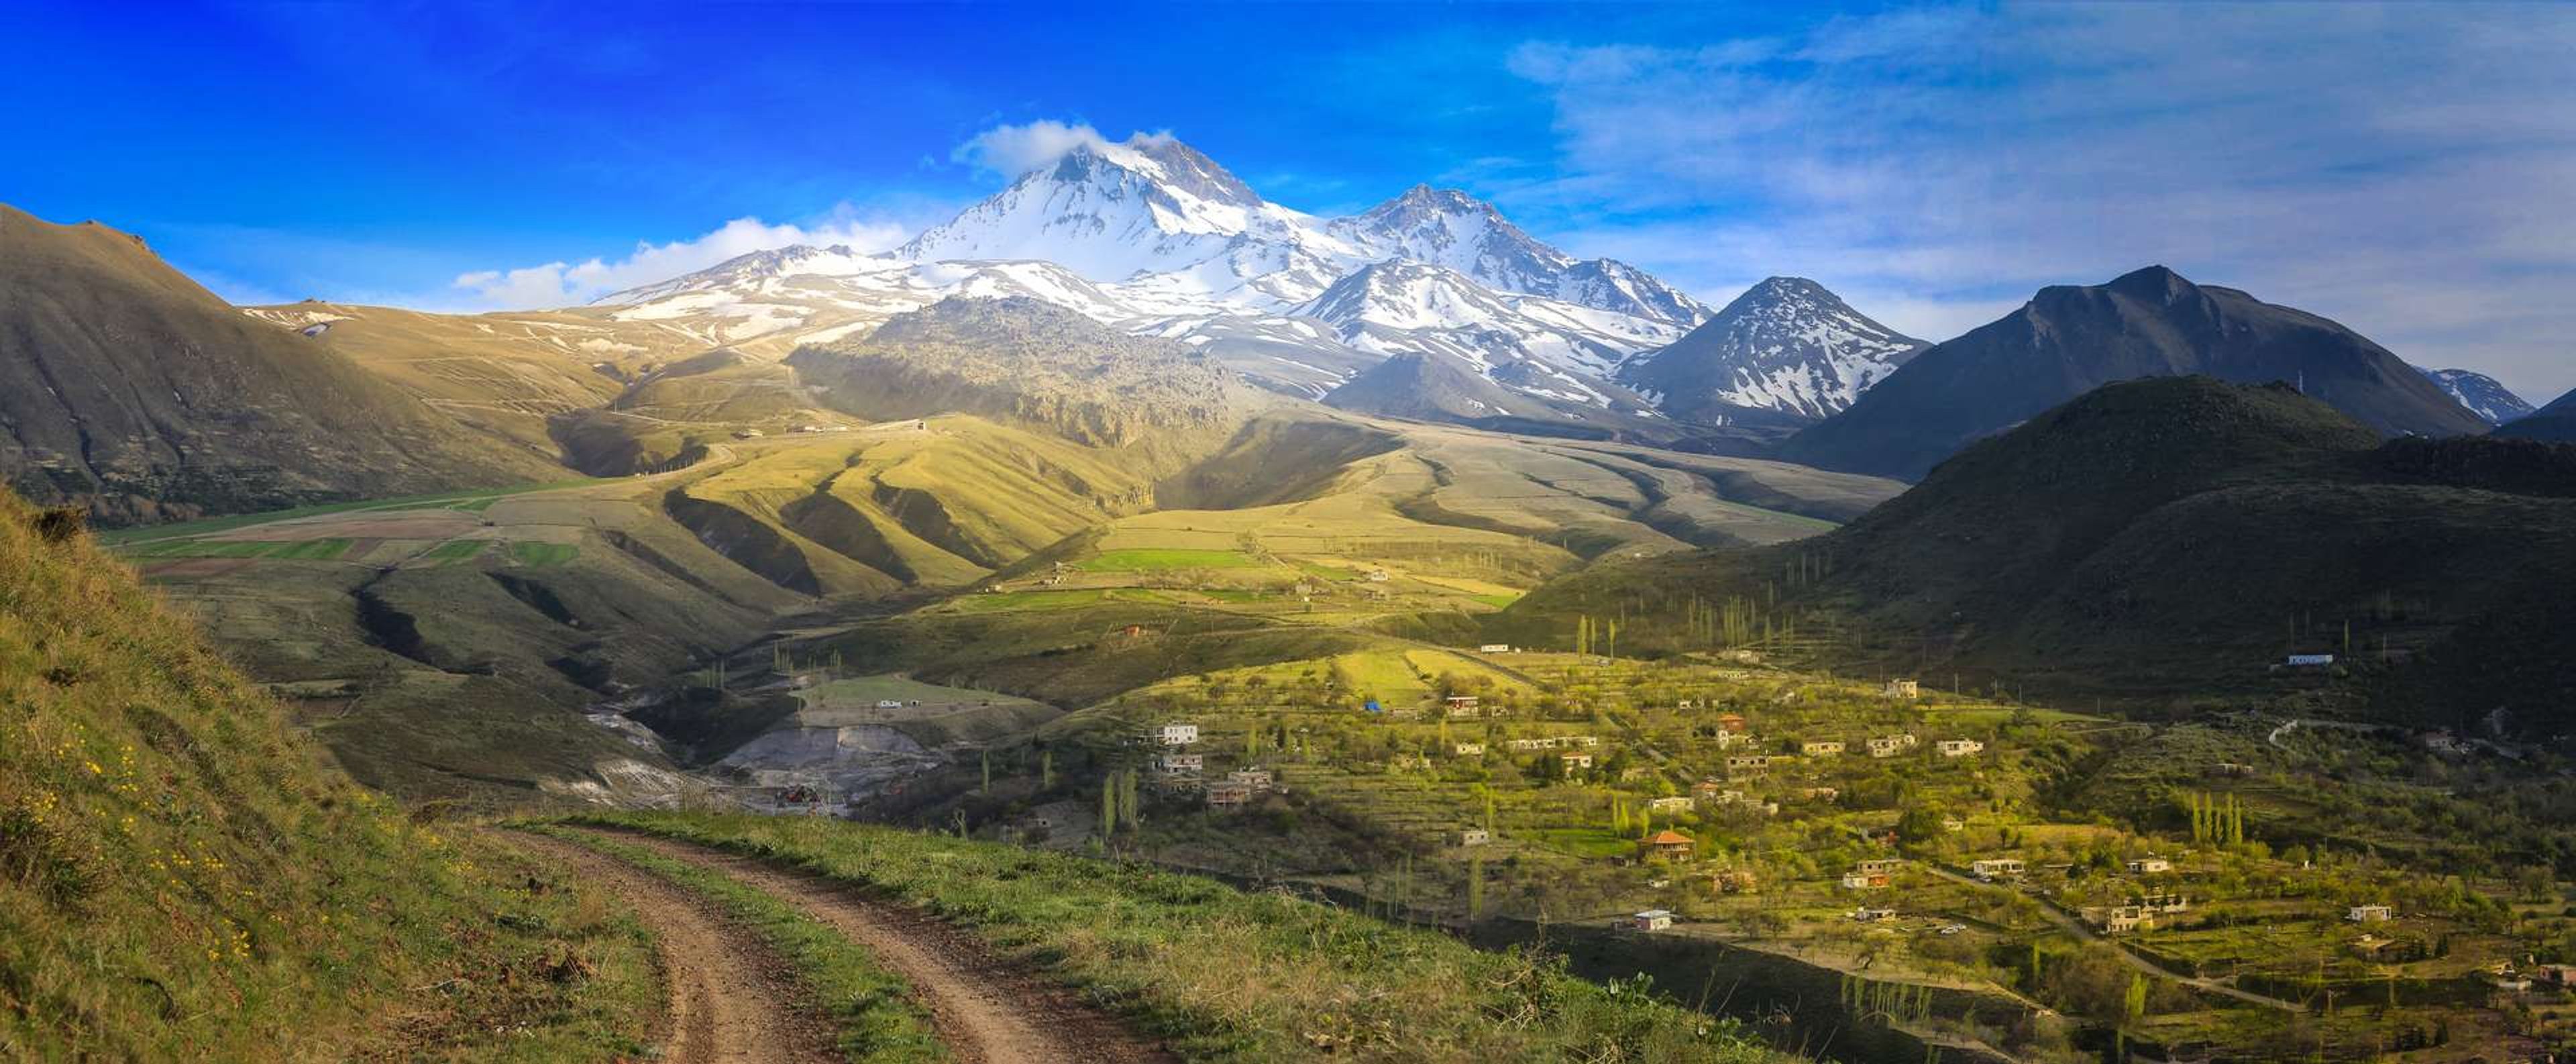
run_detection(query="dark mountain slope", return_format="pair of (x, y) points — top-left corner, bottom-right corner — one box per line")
(1778, 266), (2490, 480)
(0, 206), (559, 524)
(2495, 386), (2576, 443)
(1499, 377), (2576, 730)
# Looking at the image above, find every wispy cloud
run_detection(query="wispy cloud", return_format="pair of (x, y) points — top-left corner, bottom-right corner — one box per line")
(1508, 3), (2576, 401)
(950, 119), (1175, 180)
(450, 208), (909, 308)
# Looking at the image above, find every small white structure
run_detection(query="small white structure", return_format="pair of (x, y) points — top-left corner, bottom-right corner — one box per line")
(2128, 857), (2173, 874)
(2348, 904), (2394, 923)
(1159, 723), (1201, 746)
(1444, 696), (1482, 718)
(2286, 653), (2337, 668)
(1725, 755), (1771, 774)
(1456, 828), (1491, 847)
(1937, 739), (1986, 758)
(1453, 743), (1486, 756)
(1884, 679), (1921, 699)
(1801, 741), (1846, 757)
(1632, 909), (1674, 932)
(1365, 568), (1391, 582)
(875, 699), (904, 709)
(1647, 796), (1694, 816)
(1478, 643), (1513, 653)
(1158, 753), (1204, 775)
(1971, 859), (2026, 881)
(1559, 752), (1595, 774)
(1227, 768), (1275, 791)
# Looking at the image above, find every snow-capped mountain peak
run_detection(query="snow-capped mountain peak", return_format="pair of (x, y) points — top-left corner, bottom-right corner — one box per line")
(1615, 276), (1924, 424)
(2416, 366), (2534, 426)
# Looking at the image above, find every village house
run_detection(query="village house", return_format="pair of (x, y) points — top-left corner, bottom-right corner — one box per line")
(2138, 890), (2188, 914)
(1159, 723), (1200, 745)
(1365, 568), (1391, 582)
(1867, 734), (1917, 758)
(1850, 906), (1897, 922)
(2128, 857), (2173, 874)
(1644, 830), (1695, 861)
(1227, 768), (1275, 792)
(2209, 761), (2257, 777)
(1455, 828), (1491, 847)
(1206, 782), (1254, 808)
(1647, 796), (1694, 816)
(1883, 679), (1921, 699)
(1843, 859), (1898, 890)
(1714, 730), (1762, 750)
(1454, 742), (1486, 756)
(1970, 858), (2027, 881)
(1559, 752), (1595, 774)
(2087, 905), (2153, 934)
(2348, 904), (2394, 923)
(1725, 754), (1771, 775)
(1158, 753), (1204, 776)
(1936, 739), (1985, 758)
(1858, 859), (1901, 877)
(1841, 871), (1884, 890)
(1443, 695), (1481, 718)
(1715, 712), (1748, 733)
(1801, 786), (1840, 801)
(1478, 643), (1513, 653)
(1801, 740), (1846, 757)
(1631, 909), (1674, 932)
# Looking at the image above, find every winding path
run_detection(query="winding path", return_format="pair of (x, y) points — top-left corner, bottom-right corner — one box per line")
(541, 827), (1173, 1064)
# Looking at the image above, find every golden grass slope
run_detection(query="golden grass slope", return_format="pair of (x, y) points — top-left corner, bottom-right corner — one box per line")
(0, 492), (657, 1059)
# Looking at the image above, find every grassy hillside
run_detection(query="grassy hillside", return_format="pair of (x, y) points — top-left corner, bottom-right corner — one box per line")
(1501, 377), (2576, 725)
(0, 206), (563, 525)
(0, 491), (655, 1058)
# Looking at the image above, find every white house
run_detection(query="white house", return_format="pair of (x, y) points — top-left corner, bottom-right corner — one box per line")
(1937, 739), (1985, 758)
(1632, 909), (1674, 932)
(1560, 752), (1595, 774)
(1158, 753), (1204, 775)
(2348, 904), (2394, 923)
(1647, 796), (1694, 816)
(1971, 859), (2026, 881)
(1454, 743), (1487, 756)
(1478, 643), (1513, 653)
(1884, 679), (1921, 698)
(2128, 857), (2173, 874)
(1725, 755), (1772, 774)
(1801, 741), (1846, 757)
(1159, 723), (1200, 745)
(1456, 828), (1491, 847)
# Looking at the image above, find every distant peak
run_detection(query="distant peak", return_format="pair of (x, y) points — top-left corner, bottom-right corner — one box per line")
(2105, 264), (2195, 299)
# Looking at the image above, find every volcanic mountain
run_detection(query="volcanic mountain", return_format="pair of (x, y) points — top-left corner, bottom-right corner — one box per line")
(1776, 266), (2491, 479)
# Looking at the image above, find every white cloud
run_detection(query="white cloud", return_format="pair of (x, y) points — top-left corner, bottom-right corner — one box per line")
(1509, 3), (2576, 401)
(451, 210), (908, 309)
(951, 119), (1118, 178)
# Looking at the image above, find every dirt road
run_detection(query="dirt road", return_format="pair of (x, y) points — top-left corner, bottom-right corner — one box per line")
(598, 831), (1172, 1064)
(512, 833), (838, 1064)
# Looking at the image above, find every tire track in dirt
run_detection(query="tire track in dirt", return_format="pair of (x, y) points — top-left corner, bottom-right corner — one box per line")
(587, 829), (1177, 1064)
(511, 832), (839, 1064)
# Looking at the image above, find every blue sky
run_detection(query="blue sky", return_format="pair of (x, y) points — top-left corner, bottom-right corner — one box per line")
(4, 1), (2571, 401)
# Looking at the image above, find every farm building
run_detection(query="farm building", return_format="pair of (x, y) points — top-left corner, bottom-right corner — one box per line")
(1883, 679), (1920, 698)
(1455, 829), (1491, 847)
(1850, 907), (1897, 922)
(1158, 753), (1204, 775)
(1858, 859), (1901, 876)
(1867, 734), (1917, 757)
(1227, 768), (1275, 792)
(1159, 724), (1201, 745)
(1647, 796), (1693, 816)
(1644, 831), (1696, 861)
(2128, 857), (2172, 874)
(1631, 909), (1674, 932)
(1478, 643), (1513, 653)
(1443, 696), (1481, 718)
(1971, 859), (2026, 880)
(1206, 782), (1255, 807)
(1365, 568), (1391, 582)
(2348, 904), (2394, 922)
(2086, 905), (2154, 934)
(1936, 739), (1985, 758)
(1801, 741), (1846, 757)
(1559, 752), (1595, 774)
(1454, 742), (1486, 756)
(1725, 755), (1771, 775)
(1800, 786), (1839, 800)
(1715, 712), (1748, 733)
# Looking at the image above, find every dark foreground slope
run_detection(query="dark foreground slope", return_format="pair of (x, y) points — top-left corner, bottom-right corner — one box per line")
(1779, 266), (2491, 480)
(0, 493), (651, 1058)
(0, 206), (559, 524)
(1501, 377), (2576, 730)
